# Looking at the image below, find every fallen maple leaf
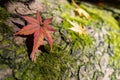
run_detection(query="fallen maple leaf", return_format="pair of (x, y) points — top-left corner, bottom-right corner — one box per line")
(67, 19), (85, 35)
(15, 11), (56, 61)
(72, 0), (90, 19)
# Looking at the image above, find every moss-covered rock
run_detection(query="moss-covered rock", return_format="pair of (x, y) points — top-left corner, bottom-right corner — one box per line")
(0, 0), (120, 80)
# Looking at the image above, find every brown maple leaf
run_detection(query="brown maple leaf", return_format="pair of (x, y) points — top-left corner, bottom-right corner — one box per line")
(15, 11), (56, 61)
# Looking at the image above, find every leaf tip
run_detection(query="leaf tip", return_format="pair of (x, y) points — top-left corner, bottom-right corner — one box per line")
(30, 52), (36, 61)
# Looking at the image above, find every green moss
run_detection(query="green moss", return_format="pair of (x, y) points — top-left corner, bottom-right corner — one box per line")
(0, 7), (9, 21)
(0, 64), (8, 69)
(0, 48), (14, 59)
(1, 39), (11, 46)
(0, 33), (3, 41)
(9, 44), (71, 80)
(60, 18), (93, 52)
(0, 23), (13, 35)
(16, 45), (27, 55)
(62, 13), (91, 26)
(0, 49), (3, 55)
(7, 44), (17, 51)
(111, 72), (117, 80)
(106, 31), (120, 68)
(2, 1), (120, 80)
(5, 77), (15, 80)
(0, 6), (12, 35)
(69, 2), (120, 70)
(80, 3), (119, 30)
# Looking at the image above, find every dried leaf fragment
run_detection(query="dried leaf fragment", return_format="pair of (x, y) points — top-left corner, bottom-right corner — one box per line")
(72, 0), (90, 19)
(67, 19), (85, 35)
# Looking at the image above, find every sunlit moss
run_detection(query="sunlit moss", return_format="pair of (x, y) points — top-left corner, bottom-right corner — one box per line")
(65, 2), (120, 70)
(106, 31), (120, 68)
(60, 18), (93, 52)
(80, 3), (119, 29)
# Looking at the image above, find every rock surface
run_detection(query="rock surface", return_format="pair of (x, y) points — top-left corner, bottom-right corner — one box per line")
(0, 0), (120, 80)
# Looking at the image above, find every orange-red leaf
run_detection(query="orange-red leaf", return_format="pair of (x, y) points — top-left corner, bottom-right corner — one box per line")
(36, 11), (42, 24)
(43, 17), (53, 25)
(21, 16), (38, 24)
(15, 11), (55, 61)
(30, 28), (44, 61)
(15, 24), (38, 35)
(46, 25), (56, 32)
(43, 27), (53, 51)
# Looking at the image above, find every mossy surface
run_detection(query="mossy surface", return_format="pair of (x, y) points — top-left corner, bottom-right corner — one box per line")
(11, 45), (72, 80)
(0, 0), (120, 80)
(0, 7), (9, 21)
(61, 1), (120, 79)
